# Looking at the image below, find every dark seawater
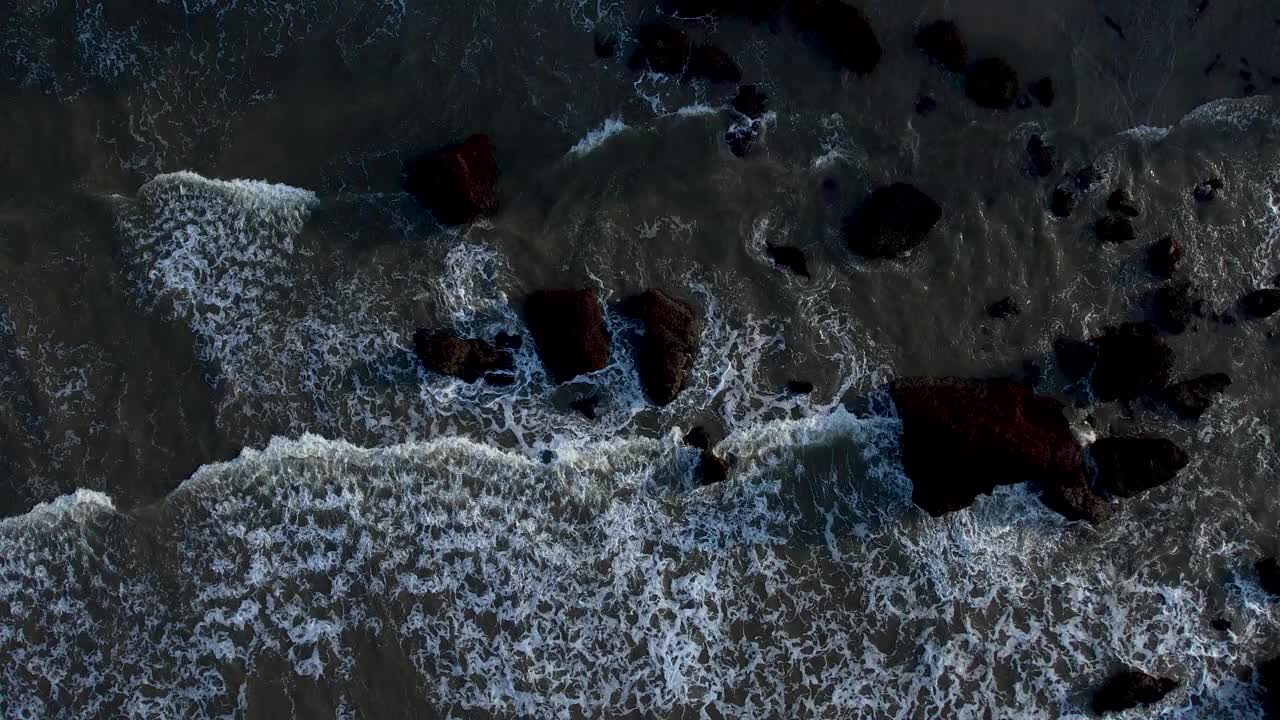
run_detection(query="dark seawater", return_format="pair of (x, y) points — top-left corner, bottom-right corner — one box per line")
(1, 0), (1279, 717)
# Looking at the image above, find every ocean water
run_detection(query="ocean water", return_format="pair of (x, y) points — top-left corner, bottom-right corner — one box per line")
(1, 0), (1280, 717)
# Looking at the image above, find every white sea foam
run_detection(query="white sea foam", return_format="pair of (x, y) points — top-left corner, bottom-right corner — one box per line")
(567, 116), (630, 157)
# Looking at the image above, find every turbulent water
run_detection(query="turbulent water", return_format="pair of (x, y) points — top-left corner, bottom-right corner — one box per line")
(1, 0), (1280, 717)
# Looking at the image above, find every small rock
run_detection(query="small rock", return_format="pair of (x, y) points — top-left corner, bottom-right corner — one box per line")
(1092, 670), (1178, 714)
(628, 23), (690, 74)
(1193, 177), (1224, 202)
(765, 243), (810, 278)
(789, 0), (882, 74)
(1074, 165), (1101, 191)
(1095, 215), (1136, 243)
(1026, 135), (1055, 178)
(987, 296), (1021, 319)
(494, 331), (523, 351)
(913, 19), (966, 72)
(1107, 188), (1140, 216)
(1090, 435), (1189, 498)
(1147, 236), (1182, 277)
(965, 57), (1019, 109)
(1151, 281), (1204, 334)
(1014, 93), (1033, 110)
(412, 331), (513, 384)
(594, 33), (619, 59)
(569, 394), (600, 420)
(785, 380), (815, 395)
(1091, 323), (1174, 401)
(731, 84), (769, 118)
(1050, 186), (1076, 218)
(1257, 557), (1280, 596)
(843, 183), (943, 258)
(525, 289), (610, 384)
(1240, 289), (1280, 318)
(914, 95), (938, 114)
(1029, 76), (1055, 107)
(687, 44), (741, 83)
(1163, 373), (1230, 419)
(683, 426), (730, 485)
(402, 134), (498, 225)
(1211, 617), (1231, 632)
(623, 289), (699, 406)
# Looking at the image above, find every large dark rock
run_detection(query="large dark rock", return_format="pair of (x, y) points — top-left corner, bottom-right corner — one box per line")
(843, 183), (942, 258)
(402, 134), (498, 225)
(732, 84), (769, 118)
(687, 44), (741, 83)
(1107, 188), (1140, 217)
(1260, 656), (1280, 718)
(525, 289), (610, 384)
(412, 331), (513, 383)
(1090, 436), (1188, 498)
(1055, 337), (1098, 381)
(569, 394), (600, 420)
(1256, 557), (1280, 596)
(1151, 281), (1204, 334)
(1092, 323), (1174, 401)
(1240, 289), (1280, 318)
(965, 57), (1019, 109)
(1029, 76), (1055, 107)
(1026, 135), (1055, 177)
(766, 243), (810, 277)
(624, 289), (699, 406)
(913, 19), (966, 72)
(1050, 186), (1076, 218)
(786, 380), (815, 395)
(1163, 373), (1230, 419)
(789, 0), (882, 74)
(629, 23), (691, 74)
(987, 296), (1020, 319)
(1091, 670), (1178, 714)
(889, 378), (1097, 519)
(1148, 235), (1183, 277)
(1095, 215), (1136, 243)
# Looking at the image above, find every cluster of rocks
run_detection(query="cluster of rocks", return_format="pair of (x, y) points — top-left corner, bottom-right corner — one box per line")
(913, 19), (1053, 111)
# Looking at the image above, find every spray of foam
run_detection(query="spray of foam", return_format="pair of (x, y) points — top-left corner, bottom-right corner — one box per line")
(566, 116), (630, 157)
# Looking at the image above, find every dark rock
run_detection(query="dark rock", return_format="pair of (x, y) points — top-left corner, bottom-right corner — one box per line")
(1148, 235), (1183, 277)
(484, 372), (516, 386)
(965, 57), (1019, 109)
(594, 33), (619, 59)
(1029, 76), (1055, 107)
(1074, 165), (1101, 191)
(1163, 373), (1230, 419)
(789, 0), (882, 74)
(687, 44), (741, 83)
(1090, 435), (1189, 498)
(623, 289), (699, 406)
(525, 289), (610, 384)
(1092, 323), (1174, 401)
(494, 331), (523, 351)
(1054, 337), (1098, 381)
(1050, 186), (1076, 217)
(889, 378), (1099, 519)
(1260, 656), (1280, 718)
(1240, 289), (1280, 318)
(1151, 281), (1204, 334)
(1107, 188), (1140, 217)
(1103, 15), (1126, 40)
(1091, 670), (1178, 714)
(987, 296), (1020, 319)
(1095, 215), (1136, 243)
(913, 19), (966, 72)
(629, 23), (691, 74)
(683, 426), (712, 451)
(765, 243), (810, 277)
(683, 426), (730, 485)
(1015, 93), (1033, 110)
(725, 124), (757, 157)
(732, 84), (769, 118)
(412, 331), (514, 384)
(1026, 135), (1055, 178)
(402, 134), (498, 225)
(914, 95), (938, 114)
(843, 183), (942, 258)
(1257, 557), (1280, 596)
(569, 394), (600, 420)
(1193, 177), (1223, 202)
(1211, 617), (1231, 632)
(785, 380), (815, 394)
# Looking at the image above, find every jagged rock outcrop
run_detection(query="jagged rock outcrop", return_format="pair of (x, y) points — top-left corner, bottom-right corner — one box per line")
(843, 183), (942, 258)
(525, 289), (610, 383)
(1163, 373), (1230, 419)
(402, 134), (498, 225)
(624, 289), (699, 405)
(1092, 670), (1178, 714)
(1090, 436), (1188, 498)
(412, 331), (513, 384)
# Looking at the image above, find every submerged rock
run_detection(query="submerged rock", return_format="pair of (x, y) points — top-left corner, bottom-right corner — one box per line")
(1148, 235), (1183, 277)
(1090, 435), (1188, 498)
(594, 33), (619, 59)
(1151, 281), (1204, 334)
(789, 0), (882, 74)
(1240, 288), (1280, 318)
(965, 57), (1019, 109)
(1193, 177), (1223, 202)
(1026, 135), (1055, 178)
(412, 331), (513, 383)
(987, 296), (1020, 319)
(525, 289), (610, 384)
(1095, 215), (1136, 243)
(629, 23), (691, 74)
(402, 134), (498, 225)
(1107, 188), (1140, 217)
(1054, 337), (1098, 381)
(913, 19), (966, 71)
(1029, 76), (1055, 107)
(1091, 670), (1178, 714)
(494, 331), (523, 350)
(569, 394), (600, 420)
(843, 183), (942, 258)
(914, 95), (938, 115)
(732, 84), (769, 118)
(1091, 323), (1174, 401)
(725, 124), (757, 157)
(785, 380), (815, 395)
(889, 378), (1098, 519)
(1049, 185), (1076, 218)
(1257, 557), (1280, 596)
(623, 289), (699, 406)
(1163, 372), (1230, 419)
(765, 243), (810, 277)
(687, 44), (741, 83)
